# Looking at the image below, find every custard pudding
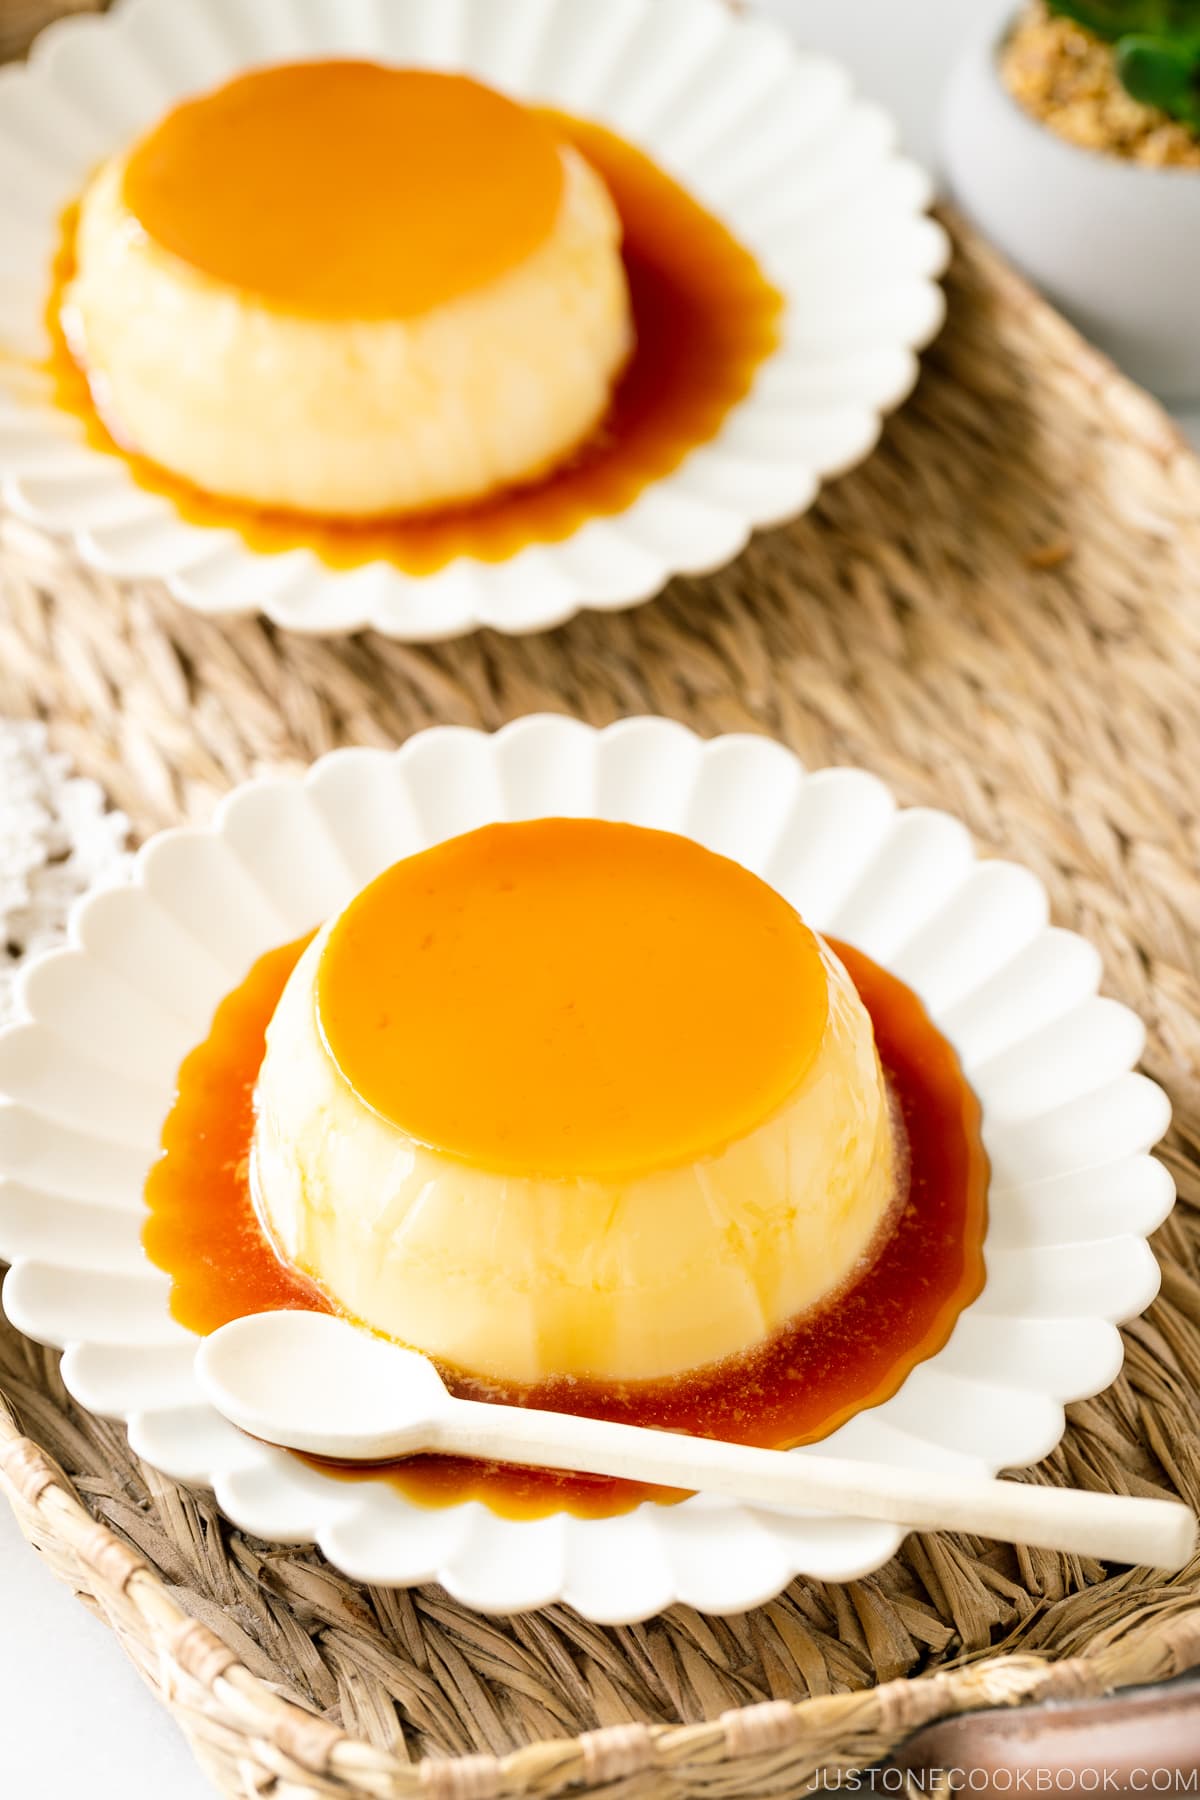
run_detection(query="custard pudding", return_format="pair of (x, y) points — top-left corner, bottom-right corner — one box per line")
(62, 62), (633, 517)
(251, 819), (898, 1386)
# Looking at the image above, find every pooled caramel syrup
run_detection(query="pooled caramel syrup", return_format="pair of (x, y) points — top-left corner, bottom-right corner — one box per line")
(143, 936), (988, 1522)
(45, 84), (782, 576)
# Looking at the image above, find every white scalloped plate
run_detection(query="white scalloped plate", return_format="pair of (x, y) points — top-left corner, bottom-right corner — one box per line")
(0, 0), (947, 641)
(0, 718), (1174, 1619)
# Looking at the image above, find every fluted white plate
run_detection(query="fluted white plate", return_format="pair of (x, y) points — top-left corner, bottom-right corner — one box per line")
(0, 718), (1173, 1619)
(0, 0), (947, 641)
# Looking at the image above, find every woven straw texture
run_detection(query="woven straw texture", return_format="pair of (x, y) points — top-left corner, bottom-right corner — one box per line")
(3, 163), (1200, 1795)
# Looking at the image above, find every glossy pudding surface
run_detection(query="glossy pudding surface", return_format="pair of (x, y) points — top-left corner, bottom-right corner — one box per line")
(62, 62), (633, 516)
(251, 820), (898, 1385)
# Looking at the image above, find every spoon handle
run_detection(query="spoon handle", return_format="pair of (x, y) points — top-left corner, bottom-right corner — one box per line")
(443, 1399), (1195, 1569)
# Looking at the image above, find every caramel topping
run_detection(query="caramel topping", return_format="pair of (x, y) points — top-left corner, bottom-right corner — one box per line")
(121, 62), (565, 319)
(315, 819), (828, 1178)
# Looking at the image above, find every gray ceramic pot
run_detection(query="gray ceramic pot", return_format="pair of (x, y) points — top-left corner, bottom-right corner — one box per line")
(941, 2), (1200, 403)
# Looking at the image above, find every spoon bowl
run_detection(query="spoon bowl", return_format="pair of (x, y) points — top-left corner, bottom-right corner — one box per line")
(196, 1310), (452, 1460)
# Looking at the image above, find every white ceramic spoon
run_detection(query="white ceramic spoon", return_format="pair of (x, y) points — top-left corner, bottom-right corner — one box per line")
(196, 1311), (1196, 1570)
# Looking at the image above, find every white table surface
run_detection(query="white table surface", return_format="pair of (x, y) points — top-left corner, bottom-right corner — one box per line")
(2, 4), (1194, 1796)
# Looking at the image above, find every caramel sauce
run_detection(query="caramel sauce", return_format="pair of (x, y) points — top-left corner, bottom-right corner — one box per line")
(144, 933), (988, 1522)
(122, 65), (565, 320)
(317, 820), (829, 1179)
(44, 88), (782, 576)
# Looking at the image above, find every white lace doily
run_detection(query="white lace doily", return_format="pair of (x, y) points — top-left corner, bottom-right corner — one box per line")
(0, 721), (130, 1027)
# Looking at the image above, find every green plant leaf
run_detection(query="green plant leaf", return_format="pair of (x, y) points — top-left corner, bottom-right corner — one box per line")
(1116, 33), (1200, 122)
(1048, 0), (1200, 40)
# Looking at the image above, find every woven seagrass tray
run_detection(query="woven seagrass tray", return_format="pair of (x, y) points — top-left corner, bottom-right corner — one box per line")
(3, 25), (1200, 1781)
